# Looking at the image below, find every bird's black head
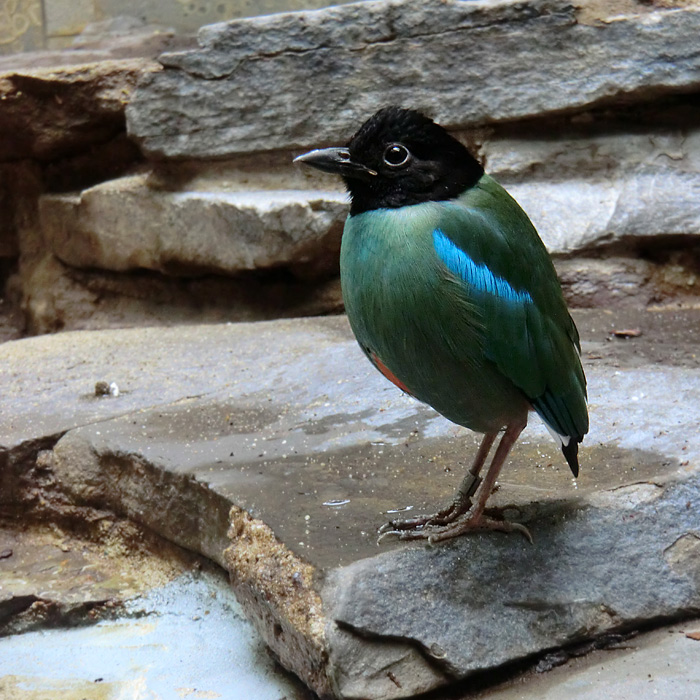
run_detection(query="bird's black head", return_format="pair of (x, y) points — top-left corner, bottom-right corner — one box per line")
(294, 106), (484, 215)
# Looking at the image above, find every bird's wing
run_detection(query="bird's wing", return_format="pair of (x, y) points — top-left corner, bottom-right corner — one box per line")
(432, 176), (588, 452)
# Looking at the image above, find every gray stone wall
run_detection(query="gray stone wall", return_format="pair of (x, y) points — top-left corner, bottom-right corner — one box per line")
(1, 0), (699, 338)
(0, 0), (359, 54)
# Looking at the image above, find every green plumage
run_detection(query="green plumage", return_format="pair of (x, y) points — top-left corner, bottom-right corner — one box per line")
(341, 174), (588, 441)
(295, 106), (588, 541)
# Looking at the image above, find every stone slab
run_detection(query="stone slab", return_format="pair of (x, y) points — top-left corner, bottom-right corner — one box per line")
(1, 319), (349, 454)
(468, 620), (700, 700)
(2, 309), (697, 697)
(0, 58), (160, 161)
(126, 0), (700, 158)
(40, 177), (347, 276)
(508, 172), (700, 254)
(0, 568), (308, 700)
(37, 164), (700, 273)
(323, 472), (700, 697)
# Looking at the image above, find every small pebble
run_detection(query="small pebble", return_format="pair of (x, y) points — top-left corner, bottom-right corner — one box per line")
(95, 381), (120, 397)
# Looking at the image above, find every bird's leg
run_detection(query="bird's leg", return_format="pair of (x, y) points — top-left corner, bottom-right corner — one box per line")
(380, 421), (532, 544)
(426, 421), (531, 543)
(377, 431), (497, 537)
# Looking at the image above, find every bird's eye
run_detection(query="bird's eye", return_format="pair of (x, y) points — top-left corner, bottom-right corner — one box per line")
(383, 144), (411, 167)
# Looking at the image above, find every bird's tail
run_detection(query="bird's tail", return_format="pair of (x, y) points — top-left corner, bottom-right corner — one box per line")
(541, 419), (583, 478)
(561, 437), (583, 478)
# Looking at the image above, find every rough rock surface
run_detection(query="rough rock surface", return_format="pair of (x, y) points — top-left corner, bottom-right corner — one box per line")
(25, 113), (700, 330)
(40, 176), (347, 276)
(126, 0), (700, 158)
(36, 123), (700, 267)
(505, 172), (700, 255)
(0, 518), (201, 636)
(3, 0), (700, 336)
(3, 309), (699, 698)
(0, 59), (160, 161)
(19, 252), (343, 335)
(468, 620), (700, 700)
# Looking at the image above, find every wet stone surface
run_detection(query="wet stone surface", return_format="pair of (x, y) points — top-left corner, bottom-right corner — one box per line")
(2, 308), (700, 698)
(0, 567), (309, 700)
(0, 519), (191, 636)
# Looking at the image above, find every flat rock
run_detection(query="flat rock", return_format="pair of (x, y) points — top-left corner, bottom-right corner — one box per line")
(468, 620), (700, 700)
(507, 171), (700, 254)
(0, 567), (307, 700)
(37, 162), (700, 270)
(0, 58), (159, 161)
(40, 176), (347, 276)
(126, 0), (700, 158)
(3, 309), (700, 698)
(18, 252), (343, 335)
(34, 151), (699, 313)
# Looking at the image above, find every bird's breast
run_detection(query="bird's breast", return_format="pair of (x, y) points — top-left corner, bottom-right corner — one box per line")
(340, 205), (440, 340)
(339, 203), (529, 433)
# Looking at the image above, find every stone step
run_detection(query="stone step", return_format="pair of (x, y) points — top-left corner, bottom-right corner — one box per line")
(40, 177), (348, 277)
(125, 0), (700, 158)
(0, 59), (159, 162)
(38, 164), (700, 269)
(3, 309), (699, 698)
(25, 160), (700, 334)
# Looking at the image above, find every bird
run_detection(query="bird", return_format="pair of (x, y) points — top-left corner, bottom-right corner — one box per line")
(294, 106), (588, 543)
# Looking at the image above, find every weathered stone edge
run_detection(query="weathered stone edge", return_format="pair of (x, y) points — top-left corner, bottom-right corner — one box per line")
(50, 429), (336, 698)
(125, 0), (700, 158)
(38, 186), (348, 275)
(0, 59), (161, 161)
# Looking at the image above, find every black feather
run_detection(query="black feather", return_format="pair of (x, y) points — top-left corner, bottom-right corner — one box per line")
(561, 438), (581, 478)
(344, 106), (484, 214)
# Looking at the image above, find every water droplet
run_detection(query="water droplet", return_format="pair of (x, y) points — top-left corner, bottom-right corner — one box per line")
(429, 643), (446, 658)
(322, 499), (350, 507)
(386, 505), (414, 514)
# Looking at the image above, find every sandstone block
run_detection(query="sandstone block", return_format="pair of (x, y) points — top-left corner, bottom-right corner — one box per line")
(0, 58), (159, 161)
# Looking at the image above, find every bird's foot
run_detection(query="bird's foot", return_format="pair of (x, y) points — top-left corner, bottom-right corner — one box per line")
(377, 472), (482, 542)
(376, 504), (459, 539)
(378, 513), (533, 545)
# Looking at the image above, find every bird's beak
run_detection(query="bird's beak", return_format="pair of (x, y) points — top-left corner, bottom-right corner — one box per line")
(293, 147), (377, 179)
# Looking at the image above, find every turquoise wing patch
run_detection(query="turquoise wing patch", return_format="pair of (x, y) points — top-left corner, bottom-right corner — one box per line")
(432, 228), (533, 306)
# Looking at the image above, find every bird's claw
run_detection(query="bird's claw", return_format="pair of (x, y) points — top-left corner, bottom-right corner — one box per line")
(508, 521), (534, 545)
(377, 514), (533, 545)
(377, 524), (434, 545)
(377, 521), (398, 536)
(376, 479), (480, 538)
(376, 528), (401, 544)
